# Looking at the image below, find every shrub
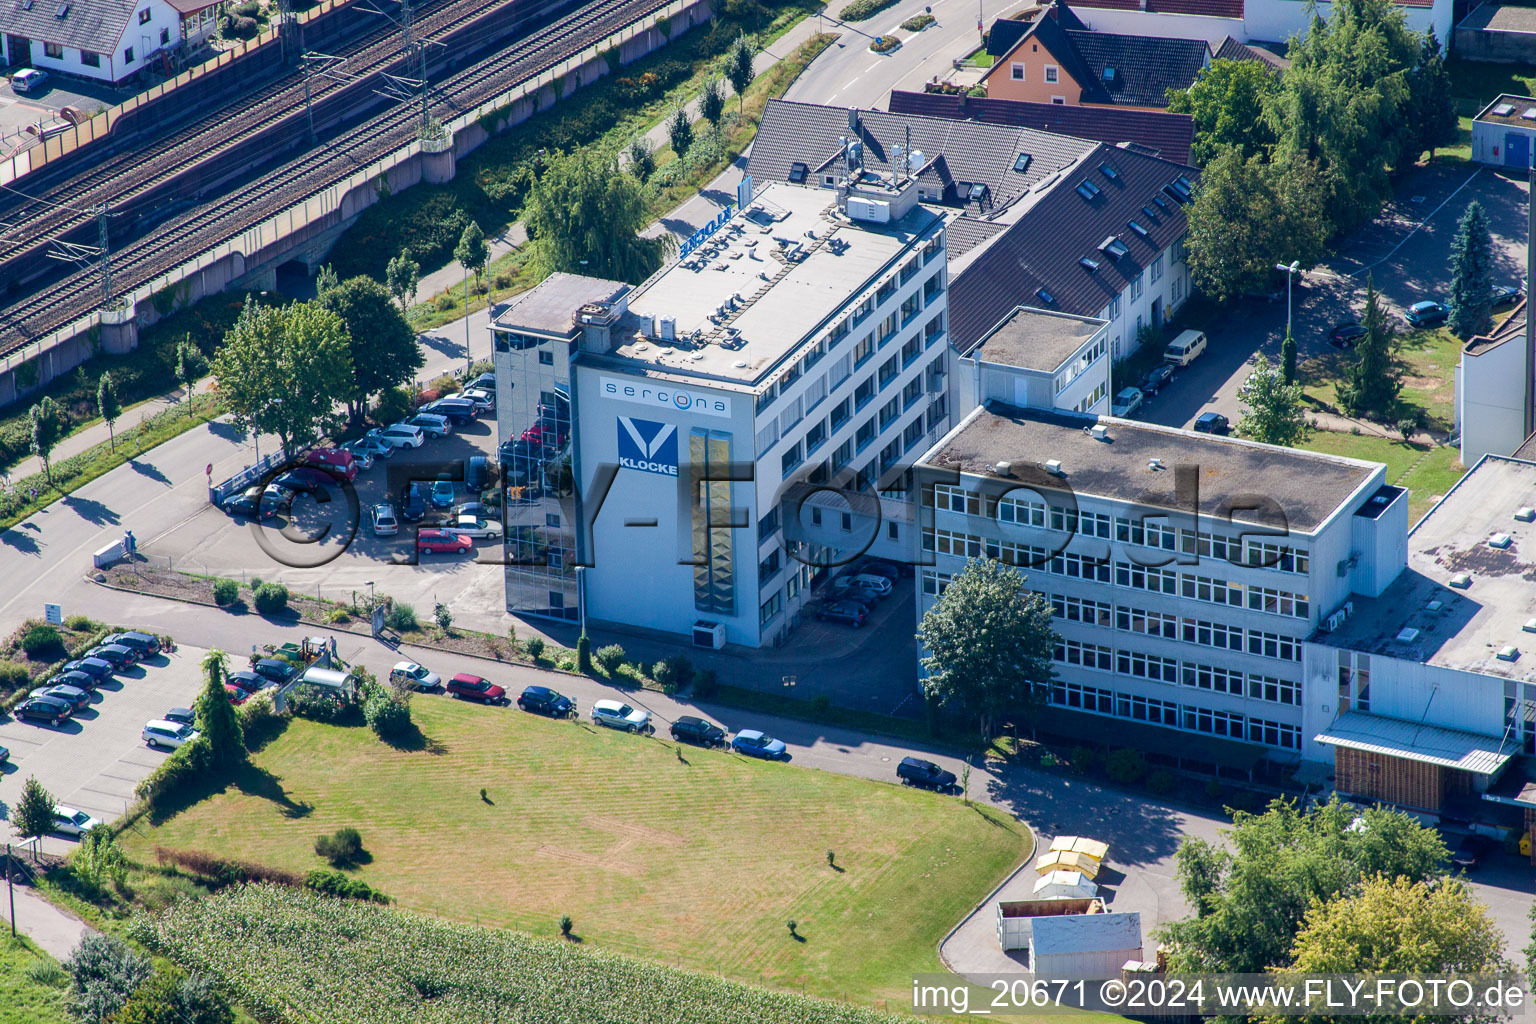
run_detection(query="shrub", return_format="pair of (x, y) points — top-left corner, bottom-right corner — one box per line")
(64, 614), (97, 631)
(211, 578), (239, 606)
(433, 294), (455, 312)
(384, 602), (417, 632)
(868, 34), (901, 52)
(25, 957), (67, 988)
(231, 0), (259, 15)
(1070, 745), (1098, 773)
(0, 660), (29, 691)
(692, 668), (718, 699)
(661, 654), (693, 688)
(559, 914), (573, 937)
(1204, 779), (1225, 801)
(900, 12), (934, 29)
(236, 690), (286, 749)
(325, 607), (351, 624)
(63, 933), (153, 1024)
(525, 636), (546, 662)
(492, 272), (513, 289)
(810, 694), (832, 720)
(651, 659), (675, 691)
(428, 372), (458, 394)
(363, 691), (412, 740)
(288, 689), (359, 725)
(305, 869), (390, 903)
(372, 386), (413, 425)
(838, 0), (895, 19)
(135, 735), (213, 806)
(19, 622), (61, 656)
(434, 602), (453, 633)
(595, 644), (626, 674)
(1105, 748), (1149, 785)
(253, 583), (289, 615)
(154, 846), (303, 888)
(314, 827), (364, 866)
(226, 14), (259, 38)
(1147, 770), (1178, 796)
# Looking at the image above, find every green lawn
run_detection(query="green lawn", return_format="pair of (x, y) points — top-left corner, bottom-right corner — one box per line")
(122, 701), (1031, 1008)
(0, 937), (70, 1024)
(1298, 327), (1460, 434)
(1297, 431), (1464, 524)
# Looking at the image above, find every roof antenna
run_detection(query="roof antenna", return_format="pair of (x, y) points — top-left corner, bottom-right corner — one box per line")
(904, 123), (912, 185)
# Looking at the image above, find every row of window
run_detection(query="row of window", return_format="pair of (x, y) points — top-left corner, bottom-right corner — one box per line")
(1054, 338), (1106, 395)
(1052, 638), (1300, 705)
(1051, 679), (1302, 748)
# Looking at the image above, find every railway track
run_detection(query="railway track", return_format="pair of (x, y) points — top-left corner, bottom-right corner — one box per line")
(0, 0), (670, 356)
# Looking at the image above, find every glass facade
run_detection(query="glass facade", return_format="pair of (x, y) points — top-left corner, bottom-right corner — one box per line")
(690, 428), (735, 614)
(494, 328), (579, 621)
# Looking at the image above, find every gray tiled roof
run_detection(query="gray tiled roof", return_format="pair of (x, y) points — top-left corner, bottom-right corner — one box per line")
(888, 90), (1195, 164)
(3, 0), (136, 56)
(1062, 30), (1210, 106)
(949, 142), (1197, 346)
(747, 99), (1097, 213)
(1212, 34), (1290, 69)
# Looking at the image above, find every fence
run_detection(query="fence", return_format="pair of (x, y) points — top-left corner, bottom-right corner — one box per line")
(210, 451), (291, 505)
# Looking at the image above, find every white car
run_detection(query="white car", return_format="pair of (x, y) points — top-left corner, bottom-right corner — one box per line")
(832, 573), (893, 601)
(372, 503), (399, 536)
(460, 388), (495, 411)
(452, 515), (503, 539)
(591, 699), (652, 733)
(368, 424), (424, 449)
(10, 69), (48, 93)
(1111, 387), (1144, 418)
(143, 719), (200, 750)
(341, 440), (375, 470)
(389, 661), (442, 692)
(53, 807), (101, 837)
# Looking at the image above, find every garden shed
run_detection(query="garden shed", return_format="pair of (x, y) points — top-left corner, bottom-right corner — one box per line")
(1471, 95), (1536, 168)
(997, 896), (1105, 951)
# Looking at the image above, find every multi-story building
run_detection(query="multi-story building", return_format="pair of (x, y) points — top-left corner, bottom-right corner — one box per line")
(490, 175), (952, 647)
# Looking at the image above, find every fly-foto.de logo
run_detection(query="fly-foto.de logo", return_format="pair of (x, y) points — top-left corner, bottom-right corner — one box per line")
(617, 417), (679, 476)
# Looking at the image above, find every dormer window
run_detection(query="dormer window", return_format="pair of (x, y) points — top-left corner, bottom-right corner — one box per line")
(1075, 180), (1101, 201)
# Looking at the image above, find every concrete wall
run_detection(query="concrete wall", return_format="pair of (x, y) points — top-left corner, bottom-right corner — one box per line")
(1454, 25), (1536, 61)
(1246, 0), (1452, 45)
(1459, 335), (1527, 465)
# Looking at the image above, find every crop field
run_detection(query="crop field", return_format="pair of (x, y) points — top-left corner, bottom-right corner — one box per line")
(123, 699), (1031, 1006)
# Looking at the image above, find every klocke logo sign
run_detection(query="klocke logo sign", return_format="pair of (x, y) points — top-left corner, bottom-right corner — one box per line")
(618, 417), (679, 477)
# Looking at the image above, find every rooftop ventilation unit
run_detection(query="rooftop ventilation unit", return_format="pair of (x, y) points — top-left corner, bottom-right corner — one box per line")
(1141, 204), (1158, 220)
(1524, 109), (1536, 121)
(1427, 599), (1443, 611)
(1524, 618), (1536, 633)
(1102, 67), (1116, 82)
(1516, 507), (1535, 522)
(659, 316), (676, 341)
(1148, 457), (1165, 471)
(995, 461), (1013, 477)
(1090, 424), (1109, 441)
(1490, 533), (1513, 549)
(1035, 288), (1055, 304)
(1499, 645), (1521, 661)
(1451, 572), (1472, 588)
(1395, 627), (1420, 642)
(1128, 221), (1149, 239)
(1079, 256), (1100, 271)
(1099, 161), (1119, 180)
(1044, 459), (1064, 476)
(55, 1), (66, 14)
(1493, 102), (1517, 116)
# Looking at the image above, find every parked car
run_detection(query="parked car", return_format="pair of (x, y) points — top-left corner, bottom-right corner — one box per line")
(164, 707), (196, 727)
(446, 673), (507, 704)
(671, 715), (727, 748)
(1141, 364), (1174, 395)
(1491, 284), (1524, 309)
(731, 729), (789, 760)
(461, 387), (495, 411)
(303, 448), (358, 482)
(228, 670), (266, 693)
(465, 455), (494, 492)
(31, 685), (90, 712)
(1162, 330), (1207, 366)
(466, 372), (496, 391)
(369, 424), (424, 450)
(274, 466), (336, 493)
(405, 413), (451, 438)
(340, 440), (376, 471)
(53, 807), (101, 837)
(423, 398), (478, 424)
(390, 661), (442, 692)
(454, 501), (499, 522)
(851, 556), (907, 580)
(224, 683), (253, 705)
(831, 573), (893, 602)
(518, 685), (576, 717)
(0, 745), (8, 764)
(352, 436), (393, 460)
(430, 474), (457, 509)
(250, 659), (296, 686)
(372, 503), (399, 536)
(418, 529), (474, 555)
(10, 69), (48, 93)
(401, 482), (428, 523)
(48, 670), (99, 692)
(14, 696), (73, 726)
(452, 515), (502, 539)
(1329, 322), (1367, 349)
(1451, 833), (1494, 870)
(222, 486), (266, 519)
(814, 599), (867, 627)
(260, 484), (294, 518)
(1111, 387), (1143, 418)
(896, 756), (958, 792)
(591, 699), (652, 733)
(1404, 300), (1449, 327)
(63, 658), (114, 682)
(86, 644), (139, 669)
(143, 719), (200, 750)
(1193, 412), (1230, 435)
(103, 631), (161, 656)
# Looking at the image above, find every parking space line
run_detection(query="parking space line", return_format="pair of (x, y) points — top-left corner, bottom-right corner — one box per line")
(1346, 167), (1483, 279)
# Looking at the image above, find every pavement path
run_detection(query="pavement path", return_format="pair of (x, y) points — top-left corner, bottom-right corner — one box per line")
(5, 880), (95, 962)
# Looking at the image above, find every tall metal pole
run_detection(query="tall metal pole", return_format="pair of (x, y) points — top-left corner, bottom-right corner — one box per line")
(96, 204), (111, 305)
(302, 57), (316, 144)
(464, 267), (472, 376)
(1526, 158), (1535, 439)
(6, 843), (14, 939)
(1275, 259), (1300, 341)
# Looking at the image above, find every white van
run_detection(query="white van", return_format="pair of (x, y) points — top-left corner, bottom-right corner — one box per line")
(1163, 330), (1207, 367)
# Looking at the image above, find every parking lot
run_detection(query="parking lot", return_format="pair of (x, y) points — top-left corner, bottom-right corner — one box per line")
(0, 644), (205, 854)
(0, 71), (133, 139)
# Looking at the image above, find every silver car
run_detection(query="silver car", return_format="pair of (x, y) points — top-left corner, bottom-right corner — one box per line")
(591, 699), (652, 734)
(372, 503), (399, 536)
(143, 719), (200, 750)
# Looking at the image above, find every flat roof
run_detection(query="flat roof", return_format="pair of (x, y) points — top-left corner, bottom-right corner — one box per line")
(1031, 911), (1142, 956)
(598, 181), (941, 385)
(492, 273), (630, 338)
(1459, 3), (1536, 35)
(918, 405), (1381, 533)
(1474, 94), (1536, 128)
(1464, 300), (1526, 357)
(970, 306), (1107, 371)
(1314, 711), (1515, 775)
(1324, 456), (1536, 679)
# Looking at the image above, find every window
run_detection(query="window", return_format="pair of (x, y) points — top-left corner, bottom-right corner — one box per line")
(853, 334), (874, 366)
(80, 50), (100, 66)
(1051, 679), (1114, 714)
(1013, 153), (1031, 173)
(1116, 562), (1177, 594)
(903, 417), (924, 451)
(903, 376), (922, 410)
(789, 162), (808, 184)
(139, 7), (151, 22)
(538, 350), (553, 365)
(1248, 586), (1310, 619)
(1150, 253), (1164, 284)
(781, 442), (803, 475)
(855, 418), (876, 452)
(1011, 63), (1025, 80)
(878, 356), (898, 389)
(888, 521), (899, 540)
(759, 549), (781, 579)
(933, 484), (981, 516)
(545, 513), (561, 528)
(877, 278), (898, 305)
(760, 592), (783, 626)
(901, 335), (920, 367)
(1179, 618), (1244, 651)
(1182, 573), (1243, 607)
(1108, 295), (1121, 319)
(1245, 540), (1309, 574)
(44, 42), (63, 58)
(901, 292), (921, 324)
(1044, 65), (1059, 83)
(878, 312), (898, 342)
(1117, 607), (1179, 639)
(832, 438), (853, 471)
(811, 507), (823, 527)
(160, 27), (169, 44)
(1055, 639), (1113, 671)
(1181, 663), (1244, 696)
(830, 397), (851, 432)
(1128, 220), (1149, 239)
(1130, 272), (1143, 300)
(841, 512), (853, 532)
(1117, 650), (1180, 684)
(923, 273), (944, 303)
(1051, 96), (1065, 105)
(829, 352), (852, 388)
(1052, 595), (1112, 627)
(1117, 693), (1179, 727)
(854, 376), (876, 410)
(805, 419), (828, 454)
(1249, 674), (1301, 706)
(924, 314), (945, 345)
(124, 46), (134, 63)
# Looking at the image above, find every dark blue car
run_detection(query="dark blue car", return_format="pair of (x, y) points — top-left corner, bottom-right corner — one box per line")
(63, 658), (114, 681)
(731, 729), (789, 760)
(517, 685), (576, 718)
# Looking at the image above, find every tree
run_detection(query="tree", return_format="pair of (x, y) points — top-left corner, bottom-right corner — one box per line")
(384, 248), (420, 312)
(1339, 274), (1402, 420)
(210, 297), (353, 456)
(316, 275), (424, 421)
(1166, 57), (1279, 165)
(1405, 30), (1459, 164)
(700, 76), (726, 133)
(1159, 796), (1448, 973)
(64, 934), (153, 1024)
(1236, 355), (1309, 447)
(74, 825), (128, 891)
(314, 263), (339, 294)
(1184, 147), (1329, 304)
(667, 105), (693, 160)
(106, 970), (234, 1024)
(1280, 329), (1297, 384)
(97, 372), (121, 452)
(454, 220), (490, 291)
(14, 775), (56, 856)
(627, 136), (656, 182)
(174, 339), (201, 413)
(196, 648), (244, 770)
(29, 396), (62, 487)
(916, 557), (1057, 738)
(524, 149), (675, 283)
(1448, 200), (1494, 340)
(726, 33), (755, 115)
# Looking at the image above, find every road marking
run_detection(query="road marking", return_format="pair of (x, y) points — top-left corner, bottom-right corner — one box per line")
(1346, 167), (1483, 279)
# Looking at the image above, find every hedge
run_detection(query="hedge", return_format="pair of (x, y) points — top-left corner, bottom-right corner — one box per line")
(838, 0), (896, 21)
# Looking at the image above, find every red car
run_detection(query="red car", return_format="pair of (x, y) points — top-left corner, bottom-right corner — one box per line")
(446, 673), (507, 704)
(519, 420), (568, 448)
(303, 447), (358, 482)
(224, 683), (253, 705)
(417, 529), (474, 554)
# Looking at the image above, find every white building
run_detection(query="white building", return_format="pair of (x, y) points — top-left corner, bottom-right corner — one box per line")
(1457, 299), (1530, 467)
(490, 176), (952, 647)
(1, 0), (223, 85)
(954, 306), (1111, 416)
(1055, 0), (1451, 50)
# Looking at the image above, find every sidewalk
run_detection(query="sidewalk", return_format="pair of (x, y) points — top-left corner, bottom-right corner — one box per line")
(8, 879), (95, 962)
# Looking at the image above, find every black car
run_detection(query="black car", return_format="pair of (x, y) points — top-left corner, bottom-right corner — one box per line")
(454, 501), (500, 522)
(273, 467), (335, 493)
(1329, 322), (1367, 348)
(103, 631), (160, 656)
(517, 685), (576, 718)
(671, 715), (727, 748)
(1491, 284), (1524, 309)
(63, 658), (114, 681)
(48, 669), (99, 692)
(86, 644), (138, 669)
(14, 696), (73, 726)
(426, 398), (478, 425)
(250, 659), (295, 686)
(1141, 364), (1174, 395)
(229, 670), (266, 693)
(1451, 833), (1494, 870)
(897, 756), (959, 793)
(466, 372), (496, 392)
(466, 455), (494, 492)
(222, 486), (263, 518)
(401, 482), (428, 523)
(815, 599), (867, 627)
(1193, 412), (1230, 435)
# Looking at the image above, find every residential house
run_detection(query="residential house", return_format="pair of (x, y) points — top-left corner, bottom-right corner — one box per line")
(2, 0), (223, 84)
(1058, 0), (1449, 49)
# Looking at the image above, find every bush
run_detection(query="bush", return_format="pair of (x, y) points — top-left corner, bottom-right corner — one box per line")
(652, 659), (678, 693)
(64, 614), (97, 631)
(236, 690), (286, 750)
(135, 735), (213, 806)
(1204, 779), (1225, 801)
(384, 602), (417, 632)
(525, 636), (546, 662)
(595, 644), (626, 674)
(253, 583), (289, 615)
(434, 602), (453, 633)
(315, 827), (365, 866)
(433, 294), (455, 312)
(325, 607), (351, 624)
(1105, 748), (1149, 785)
(372, 386), (414, 425)
(1069, 745), (1098, 773)
(900, 12), (934, 29)
(19, 622), (61, 656)
(211, 578), (239, 606)
(154, 846), (303, 888)
(559, 914), (573, 936)
(839, 0), (895, 19)
(288, 689), (359, 725)
(692, 668), (718, 699)
(1147, 770), (1178, 796)
(809, 694), (832, 720)
(363, 691), (412, 740)
(305, 869), (390, 903)
(231, 0), (259, 15)
(63, 933), (153, 1024)
(868, 34), (901, 52)
(0, 660), (29, 691)
(224, 14), (259, 38)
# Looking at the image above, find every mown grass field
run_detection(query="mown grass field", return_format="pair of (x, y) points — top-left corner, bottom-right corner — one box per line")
(0, 937), (69, 1024)
(1297, 431), (1463, 524)
(1298, 326), (1460, 434)
(122, 700), (1031, 1007)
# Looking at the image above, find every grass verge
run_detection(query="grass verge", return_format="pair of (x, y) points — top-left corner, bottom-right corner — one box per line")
(1297, 430), (1464, 523)
(0, 935), (70, 1024)
(1298, 326), (1460, 433)
(121, 698), (1030, 1007)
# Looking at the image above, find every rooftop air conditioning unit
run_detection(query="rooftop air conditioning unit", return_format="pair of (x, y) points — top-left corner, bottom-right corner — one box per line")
(995, 461), (1013, 477)
(692, 621), (726, 650)
(1490, 533), (1514, 549)
(1499, 645), (1521, 662)
(1090, 424), (1109, 441)
(1450, 573), (1473, 588)
(846, 196), (892, 223)
(1516, 507), (1536, 522)
(659, 316), (676, 341)
(1044, 459), (1064, 476)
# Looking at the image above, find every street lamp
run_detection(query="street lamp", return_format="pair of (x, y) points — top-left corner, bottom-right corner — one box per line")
(1275, 260), (1302, 342)
(575, 565), (587, 637)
